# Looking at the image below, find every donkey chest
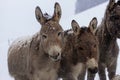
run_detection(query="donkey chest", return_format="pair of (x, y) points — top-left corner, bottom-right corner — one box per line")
(71, 63), (84, 79)
(33, 66), (58, 80)
(99, 43), (119, 64)
(32, 57), (60, 79)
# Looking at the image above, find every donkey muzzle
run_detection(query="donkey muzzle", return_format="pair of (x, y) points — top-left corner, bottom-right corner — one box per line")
(48, 45), (62, 61)
(49, 52), (61, 62)
(87, 58), (98, 74)
(88, 67), (98, 74)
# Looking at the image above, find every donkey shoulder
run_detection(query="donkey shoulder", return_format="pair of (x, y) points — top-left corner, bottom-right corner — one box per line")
(8, 35), (34, 75)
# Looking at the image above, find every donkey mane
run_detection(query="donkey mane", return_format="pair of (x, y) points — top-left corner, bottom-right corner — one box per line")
(80, 26), (90, 33)
(64, 27), (90, 36)
(43, 13), (52, 21)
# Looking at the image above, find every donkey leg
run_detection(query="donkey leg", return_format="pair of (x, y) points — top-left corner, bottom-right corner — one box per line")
(78, 67), (86, 80)
(98, 63), (106, 80)
(87, 71), (96, 80)
(107, 60), (117, 80)
(63, 73), (76, 80)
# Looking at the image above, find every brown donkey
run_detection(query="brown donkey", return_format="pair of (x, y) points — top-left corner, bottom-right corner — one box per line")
(8, 2), (64, 80)
(95, 0), (120, 80)
(58, 17), (99, 80)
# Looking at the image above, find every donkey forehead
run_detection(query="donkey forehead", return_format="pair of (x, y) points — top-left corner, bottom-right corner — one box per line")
(77, 32), (97, 44)
(79, 39), (97, 46)
(80, 31), (94, 39)
(41, 22), (63, 33)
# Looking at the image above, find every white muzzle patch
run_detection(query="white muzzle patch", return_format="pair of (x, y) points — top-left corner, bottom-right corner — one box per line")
(48, 45), (62, 61)
(86, 58), (98, 69)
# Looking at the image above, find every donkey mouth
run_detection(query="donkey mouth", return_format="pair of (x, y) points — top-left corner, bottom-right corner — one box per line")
(49, 55), (61, 62)
(88, 67), (98, 74)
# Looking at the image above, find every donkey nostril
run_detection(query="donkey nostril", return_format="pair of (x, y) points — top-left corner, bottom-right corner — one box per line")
(57, 53), (60, 56)
(53, 55), (58, 59)
(51, 54), (59, 59)
(55, 53), (60, 59)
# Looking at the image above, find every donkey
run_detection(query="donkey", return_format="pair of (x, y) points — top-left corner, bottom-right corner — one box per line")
(8, 2), (64, 80)
(95, 0), (120, 80)
(58, 17), (99, 80)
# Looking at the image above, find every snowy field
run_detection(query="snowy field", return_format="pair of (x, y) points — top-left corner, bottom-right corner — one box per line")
(0, 0), (120, 80)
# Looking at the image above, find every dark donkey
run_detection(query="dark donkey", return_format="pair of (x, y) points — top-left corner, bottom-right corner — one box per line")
(95, 0), (120, 80)
(58, 17), (99, 80)
(8, 2), (64, 80)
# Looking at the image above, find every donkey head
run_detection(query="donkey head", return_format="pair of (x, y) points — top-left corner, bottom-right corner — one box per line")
(106, 0), (120, 38)
(71, 17), (99, 74)
(35, 2), (63, 61)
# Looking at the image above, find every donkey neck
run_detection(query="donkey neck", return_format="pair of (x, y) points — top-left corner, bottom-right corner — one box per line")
(31, 42), (60, 71)
(30, 32), (50, 62)
(98, 21), (117, 50)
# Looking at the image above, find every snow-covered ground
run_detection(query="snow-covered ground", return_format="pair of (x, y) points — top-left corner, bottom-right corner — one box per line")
(0, 0), (120, 80)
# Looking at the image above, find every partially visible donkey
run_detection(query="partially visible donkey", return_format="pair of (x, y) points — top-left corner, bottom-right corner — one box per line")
(112, 75), (120, 80)
(95, 0), (120, 80)
(58, 17), (99, 80)
(8, 2), (64, 80)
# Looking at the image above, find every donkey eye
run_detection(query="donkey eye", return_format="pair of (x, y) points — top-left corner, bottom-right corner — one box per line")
(79, 47), (84, 50)
(93, 44), (96, 48)
(42, 35), (47, 39)
(58, 32), (62, 36)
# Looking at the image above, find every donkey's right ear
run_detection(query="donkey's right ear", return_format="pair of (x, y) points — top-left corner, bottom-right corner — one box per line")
(107, 0), (115, 11)
(35, 6), (46, 25)
(71, 20), (80, 35)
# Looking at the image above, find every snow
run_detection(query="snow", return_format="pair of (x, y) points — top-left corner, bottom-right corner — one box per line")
(0, 0), (120, 80)
(43, 13), (52, 20)
(8, 36), (32, 56)
(67, 30), (74, 34)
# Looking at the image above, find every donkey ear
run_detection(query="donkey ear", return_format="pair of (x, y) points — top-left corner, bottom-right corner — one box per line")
(52, 2), (62, 22)
(71, 20), (80, 35)
(108, 0), (115, 11)
(88, 17), (98, 34)
(35, 6), (46, 25)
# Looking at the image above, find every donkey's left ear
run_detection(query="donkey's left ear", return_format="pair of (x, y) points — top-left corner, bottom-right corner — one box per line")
(52, 2), (62, 22)
(35, 6), (46, 25)
(71, 20), (80, 35)
(88, 17), (98, 34)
